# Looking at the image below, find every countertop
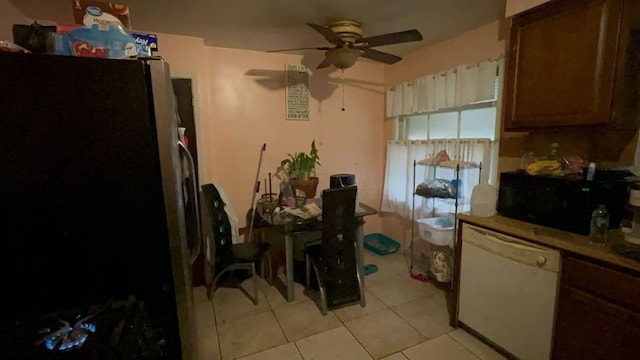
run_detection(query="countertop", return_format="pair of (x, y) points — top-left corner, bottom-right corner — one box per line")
(457, 213), (640, 274)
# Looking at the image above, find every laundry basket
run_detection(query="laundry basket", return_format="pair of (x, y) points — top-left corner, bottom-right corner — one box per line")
(417, 217), (454, 246)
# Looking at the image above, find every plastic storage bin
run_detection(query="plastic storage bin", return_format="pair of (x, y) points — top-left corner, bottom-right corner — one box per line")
(364, 233), (401, 255)
(417, 217), (454, 246)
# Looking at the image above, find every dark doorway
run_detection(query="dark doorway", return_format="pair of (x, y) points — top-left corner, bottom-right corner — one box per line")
(172, 78), (204, 286)
(172, 78), (199, 179)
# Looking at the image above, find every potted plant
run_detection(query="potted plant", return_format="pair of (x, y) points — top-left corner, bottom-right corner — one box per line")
(276, 140), (321, 198)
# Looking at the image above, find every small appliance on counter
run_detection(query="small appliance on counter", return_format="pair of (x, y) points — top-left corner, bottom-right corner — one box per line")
(330, 173), (356, 188)
(497, 169), (633, 235)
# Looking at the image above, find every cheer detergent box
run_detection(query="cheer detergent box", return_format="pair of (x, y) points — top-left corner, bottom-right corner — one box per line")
(131, 32), (158, 56)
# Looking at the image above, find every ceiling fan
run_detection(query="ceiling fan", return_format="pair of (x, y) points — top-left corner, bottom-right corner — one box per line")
(266, 19), (423, 70)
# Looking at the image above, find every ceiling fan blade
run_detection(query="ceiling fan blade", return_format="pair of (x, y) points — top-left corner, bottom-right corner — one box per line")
(266, 46), (331, 53)
(307, 23), (344, 45)
(361, 48), (402, 65)
(358, 29), (423, 47)
(316, 57), (333, 69)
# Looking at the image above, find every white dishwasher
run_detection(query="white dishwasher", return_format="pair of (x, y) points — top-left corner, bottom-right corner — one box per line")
(458, 224), (561, 360)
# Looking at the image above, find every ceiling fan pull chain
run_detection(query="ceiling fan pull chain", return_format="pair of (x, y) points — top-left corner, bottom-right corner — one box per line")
(341, 69), (345, 111)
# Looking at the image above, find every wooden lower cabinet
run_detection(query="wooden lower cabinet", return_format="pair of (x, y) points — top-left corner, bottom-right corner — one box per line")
(553, 285), (640, 359)
(553, 256), (640, 359)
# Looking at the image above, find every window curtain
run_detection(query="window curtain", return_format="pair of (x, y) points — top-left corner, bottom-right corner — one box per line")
(381, 141), (410, 215)
(386, 85), (405, 117)
(433, 72), (447, 111)
(386, 58), (501, 117)
(456, 60), (498, 106)
(382, 138), (493, 218)
(402, 81), (418, 114)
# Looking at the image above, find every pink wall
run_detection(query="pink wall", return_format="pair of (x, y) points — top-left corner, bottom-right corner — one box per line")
(143, 36), (388, 234)
(384, 20), (507, 86)
(155, 37), (387, 232)
(382, 20), (507, 246)
(204, 47), (385, 232)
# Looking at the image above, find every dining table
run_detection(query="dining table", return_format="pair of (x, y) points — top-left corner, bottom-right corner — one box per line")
(255, 199), (378, 303)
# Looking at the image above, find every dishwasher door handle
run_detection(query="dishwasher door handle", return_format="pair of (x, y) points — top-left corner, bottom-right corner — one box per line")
(462, 224), (561, 272)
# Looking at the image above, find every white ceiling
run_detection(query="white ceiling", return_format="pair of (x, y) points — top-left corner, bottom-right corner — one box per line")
(11, 0), (506, 57)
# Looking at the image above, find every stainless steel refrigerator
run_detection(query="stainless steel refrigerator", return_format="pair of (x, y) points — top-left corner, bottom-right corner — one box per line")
(0, 52), (200, 359)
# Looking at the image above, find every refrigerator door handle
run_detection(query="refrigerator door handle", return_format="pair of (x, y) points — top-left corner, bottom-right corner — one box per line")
(178, 140), (202, 265)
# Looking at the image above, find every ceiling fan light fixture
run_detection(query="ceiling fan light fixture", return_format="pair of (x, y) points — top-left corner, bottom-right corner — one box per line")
(327, 47), (362, 69)
(267, 20), (422, 69)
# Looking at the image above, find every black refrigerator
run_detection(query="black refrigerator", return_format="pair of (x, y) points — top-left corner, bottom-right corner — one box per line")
(0, 52), (201, 359)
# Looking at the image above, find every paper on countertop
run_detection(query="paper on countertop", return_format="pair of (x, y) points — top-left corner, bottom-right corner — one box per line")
(282, 203), (367, 218)
(284, 203), (322, 219)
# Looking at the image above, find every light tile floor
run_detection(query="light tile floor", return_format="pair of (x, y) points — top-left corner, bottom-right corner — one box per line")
(195, 251), (507, 360)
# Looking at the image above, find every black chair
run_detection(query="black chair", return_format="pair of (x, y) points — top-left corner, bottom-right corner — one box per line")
(201, 183), (270, 305)
(305, 186), (363, 315)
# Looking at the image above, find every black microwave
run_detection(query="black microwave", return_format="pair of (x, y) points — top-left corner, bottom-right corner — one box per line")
(497, 170), (632, 235)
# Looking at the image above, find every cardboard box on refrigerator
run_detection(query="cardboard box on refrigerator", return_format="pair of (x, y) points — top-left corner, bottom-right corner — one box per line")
(53, 1), (137, 59)
(53, 23), (137, 59)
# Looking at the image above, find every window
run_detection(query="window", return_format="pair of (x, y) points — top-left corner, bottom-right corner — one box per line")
(398, 104), (497, 141)
(397, 74), (500, 141)
(382, 59), (504, 217)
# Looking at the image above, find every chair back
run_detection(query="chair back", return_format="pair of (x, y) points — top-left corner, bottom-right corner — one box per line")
(201, 183), (233, 253)
(321, 186), (358, 248)
(319, 186), (359, 306)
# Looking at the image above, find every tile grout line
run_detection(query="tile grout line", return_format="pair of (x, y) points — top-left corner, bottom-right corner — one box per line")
(255, 281), (290, 357)
(269, 303), (291, 343)
(385, 302), (431, 352)
(337, 288), (434, 360)
(210, 298), (224, 360)
(219, 253), (438, 360)
(318, 287), (388, 359)
(215, 282), (288, 360)
(338, 314), (377, 360)
(292, 339), (306, 359)
(361, 254), (440, 358)
(445, 333), (484, 360)
(379, 282), (458, 357)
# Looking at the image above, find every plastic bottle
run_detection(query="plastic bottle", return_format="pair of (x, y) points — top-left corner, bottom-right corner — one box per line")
(470, 182), (498, 217)
(521, 151), (535, 170)
(589, 204), (609, 245)
(586, 162), (596, 181)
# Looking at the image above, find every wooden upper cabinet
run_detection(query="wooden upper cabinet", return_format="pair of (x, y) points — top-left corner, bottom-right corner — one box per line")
(504, 0), (626, 129)
(505, 0), (550, 17)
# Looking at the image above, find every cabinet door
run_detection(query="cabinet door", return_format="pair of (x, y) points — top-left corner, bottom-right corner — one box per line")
(553, 285), (640, 359)
(504, 0), (623, 129)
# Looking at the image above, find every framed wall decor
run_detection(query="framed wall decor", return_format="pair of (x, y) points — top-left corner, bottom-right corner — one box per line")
(285, 64), (310, 120)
